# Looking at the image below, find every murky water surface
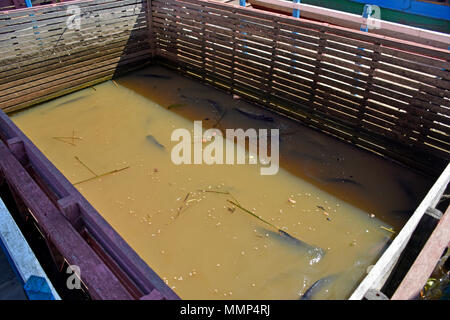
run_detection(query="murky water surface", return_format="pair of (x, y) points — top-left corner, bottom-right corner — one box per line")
(10, 65), (433, 299)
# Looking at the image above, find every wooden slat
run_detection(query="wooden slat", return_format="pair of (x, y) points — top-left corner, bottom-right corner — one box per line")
(151, 0), (450, 174)
(0, 0), (153, 113)
(350, 164), (450, 300)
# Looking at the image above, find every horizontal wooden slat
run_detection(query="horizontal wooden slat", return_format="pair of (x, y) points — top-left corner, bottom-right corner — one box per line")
(0, 0), (153, 113)
(152, 0), (450, 175)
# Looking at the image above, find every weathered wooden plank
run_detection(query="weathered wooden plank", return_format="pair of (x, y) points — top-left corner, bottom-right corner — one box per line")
(249, 0), (450, 50)
(0, 139), (133, 300)
(151, 0), (450, 173)
(391, 204), (450, 300)
(350, 164), (450, 300)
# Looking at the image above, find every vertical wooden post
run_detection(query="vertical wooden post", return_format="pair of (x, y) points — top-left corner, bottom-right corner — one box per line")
(353, 42), (380, 144)
(167, 1), (178, 65)
(201, 3), (207, 82)
(266, 17), (279, 105)
(309, 28), (326, 113)
(148, 0), (155, 53)
(12, 0), (21, 9)
(146, 0), (156, 59)
(230, 9), (238, 95)
(293, 0), (300, 18)
(350, 4), (373, 143)
(360, 4), (372, 32)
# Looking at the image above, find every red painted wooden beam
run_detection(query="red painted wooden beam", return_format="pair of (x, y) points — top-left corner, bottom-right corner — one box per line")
(0, 139), (133, 300)
(391, 205), (450, 300)
(0, 109), (180, 300)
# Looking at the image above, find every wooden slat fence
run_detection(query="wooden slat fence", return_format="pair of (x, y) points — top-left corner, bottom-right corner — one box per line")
(0, 0), (154, 113)
(0, 0), (449, 174)
(0, 0), (88, 11)
(151, 0), (450, 175)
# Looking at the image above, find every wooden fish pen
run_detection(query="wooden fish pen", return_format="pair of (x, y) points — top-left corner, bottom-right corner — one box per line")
(0, 0), (176, 300)
(0, 0), (449, 299)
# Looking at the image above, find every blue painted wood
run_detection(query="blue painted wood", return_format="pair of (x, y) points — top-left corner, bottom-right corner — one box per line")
(350, 0), (450, 21)
(24, 276), (55, 300)
(293, 0), (300, 18)
(25, 0), (32, 8)
(360, 4), (371, 32)
(0, 241), (27, 300)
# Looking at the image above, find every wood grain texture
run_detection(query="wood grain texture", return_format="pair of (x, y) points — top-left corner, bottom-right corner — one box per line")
(0, 0), (153, 112)
(152, 0), (450, 175)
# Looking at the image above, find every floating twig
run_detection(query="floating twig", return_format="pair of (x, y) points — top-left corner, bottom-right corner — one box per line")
(226, 199), (276, 229)
(53, 136), (83, 141)
(177, 192), (191, 217)
(52, 137), (76, 147)
(202, 190), (231, 195)
(52, 129), (83, 147)
(226, 199), (305, 244)
(74, 156), (97, 177)
(167, 103), (186, 110)
(73, 166), (129, 185)
(199, 189), (241, 206)
(380, 226), (395, 234)
(112, 80), (119, 88)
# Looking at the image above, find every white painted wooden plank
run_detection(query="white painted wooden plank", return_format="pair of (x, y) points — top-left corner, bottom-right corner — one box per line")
(349, 162), (450, 300)
(249, 0), (450, 49)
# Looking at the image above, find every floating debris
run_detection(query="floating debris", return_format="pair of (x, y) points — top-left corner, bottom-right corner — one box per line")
(74, 156), (97, 176)
(73, 156), (129, 185)
(317, 206), (329, 216)
(52, 129), (83, 147)
(167, 103), (186, 110)
(380, 226), (395, 234)
(53, 136), (76, 147)
(227, 207), (236, 213)
(176, 192), (191, 217)
(227, 199), (323, 261)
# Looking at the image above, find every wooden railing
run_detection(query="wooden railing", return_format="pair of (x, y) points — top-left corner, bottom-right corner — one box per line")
(151, 0), (450, 175)
(249, 0), (450, 49)
(0, 0), (154, 113)
(0, 1), (79, 11)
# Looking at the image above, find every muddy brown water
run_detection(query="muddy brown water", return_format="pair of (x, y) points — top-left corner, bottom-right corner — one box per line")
(10, 65), (434, 299)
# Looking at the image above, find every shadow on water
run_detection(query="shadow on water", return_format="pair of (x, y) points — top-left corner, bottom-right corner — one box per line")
(104, 0), (435, 232)
(110, 0), (154, 80)
(116, 64), (436, 232)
